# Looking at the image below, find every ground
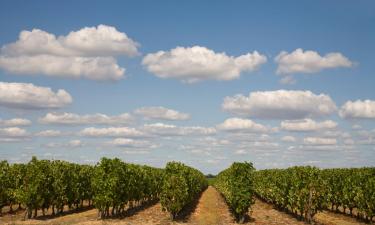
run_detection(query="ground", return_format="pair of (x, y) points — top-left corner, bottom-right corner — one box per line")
(0, 186), (369, 225)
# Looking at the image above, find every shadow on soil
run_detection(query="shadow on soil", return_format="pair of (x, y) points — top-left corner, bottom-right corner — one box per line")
(254, 197), (325, 225)
(34, 206), (95, 221)
(95, 199), (160, 220)
(323, 209), (375, 224)
(174, 186), (207, 223)
(117, 199), (159, 219)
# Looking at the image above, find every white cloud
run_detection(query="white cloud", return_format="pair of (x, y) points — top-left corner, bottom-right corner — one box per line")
(281, 135), (297, 142)
(0, 127), (28, 137)
(80, 127), (144, 138)
(142, 123), (216, 136)
(39, 112), (133, 125)
(0, 25), (139, 80)
(252, 141), (279, 149)
(142, 46), (267, 83)
(226, 133), (272, 143)
(358, 138), (375, 145)
(44, 139), (84, 148)
(0, 118), (31, 126)
(109, 138), (154, 148)
(60, 25), (139, 57)
(43, 142), (60, 148)
(1, 25), (139, 57)
(35, 130), (62, 137)
(0, 55), (124, 80)
(0, 127), (29, 142)
(217, 118), (268, 133)
(352, 124), (362, 130)
(344, 139), (355, 145)
(295, 144), (352, 151)
(222, 90), (337, 119)
(0, 82), (72, 109)
(134, 106), (190, 121)
(235, 149), (248, 155)
(304, 137), (337, 145)
(279, 75), (296, 85)
(354, 129), (375, 145)
(281, 119), (337, 132)
(321, 130), (351, 138)
(68, 139), (83, 147)
(339, 100), (375, 119)
(275, 48), (353, 74)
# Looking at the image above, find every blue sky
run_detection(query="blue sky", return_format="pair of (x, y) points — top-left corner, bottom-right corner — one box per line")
(0, 0), (374, 173)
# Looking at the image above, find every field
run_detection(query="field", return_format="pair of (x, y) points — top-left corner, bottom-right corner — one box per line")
(0, 186), (370, 225)
(1, 159), (374, 225)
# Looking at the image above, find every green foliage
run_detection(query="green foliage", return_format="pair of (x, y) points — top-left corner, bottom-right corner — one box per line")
(255, 166), (338, 223)
(160, 162), (207, 220)
(206, 177), (216, 186)
(91, 158), (164, 218)
(0, 161), (10, 214)
(0, 157), (95, 218)
(321, 167), (375, 222)
(214, 162), (255, 223)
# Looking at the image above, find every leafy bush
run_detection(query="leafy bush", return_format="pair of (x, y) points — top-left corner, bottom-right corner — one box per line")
(160, 162), (207, 220)
(214, 162), (255, 223)
(92, 158), (164, 218)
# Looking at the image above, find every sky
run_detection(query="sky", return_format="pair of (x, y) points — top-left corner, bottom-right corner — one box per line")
(0, 0), (374, 174)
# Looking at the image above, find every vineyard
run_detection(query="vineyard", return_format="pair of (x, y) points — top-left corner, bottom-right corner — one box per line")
(213, 162), (255, 223)
(254, 167), (375, 223)
(0, 158), (375, 225)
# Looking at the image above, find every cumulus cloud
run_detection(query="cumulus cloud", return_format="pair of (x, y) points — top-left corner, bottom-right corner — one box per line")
(142, 46), (267, 83)
(35, 130), (62, 137)
(142, 123), (216, 136)
(339, 100), (375, 119)
(39, 112), (133, 125)
(0, 55), (124, 80)
(0, 25), (139, 80)
(80, 127), (144, 138)
(217, 118), (269, 133)
(0, 82), (72, 109)
(304, 137), (337, 145)
(226, 133), (272, 143)
(44, 139), (84, 148)
(222, 90), (337, 119)
(0, 127), (28, 137)
(275, 48), (353, 75)
(281, 135), (297, 142)
(0, 118), (31, 126)
(353, 129), (375, 145)
(281, 119), (337, 132)
(321, 130), (351, 139)
(279, 75), (296, 85)
(344, 139), (355, 145)
(109, 138), (155, 148)
(134, 106), (190, 121)
(68, 139), (83, 147)
(0, 127), (29, 142)
(352, 124), (362, 130)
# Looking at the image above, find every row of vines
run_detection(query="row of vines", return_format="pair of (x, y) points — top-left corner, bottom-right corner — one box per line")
(92, 158), (163, 218)
(0, 157), (94, 218)
(322, 168), (375, 221)
(0, 157), (207, 221)
(254, 166), (375, 223)
(160, 161), (208, 219)
(2, 158), (374, 224)
(213, 162), (255, 223)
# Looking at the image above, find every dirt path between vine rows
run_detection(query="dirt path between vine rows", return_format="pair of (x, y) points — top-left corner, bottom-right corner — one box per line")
(0, 186), (369, 225)
(187, 186), (234, 225)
